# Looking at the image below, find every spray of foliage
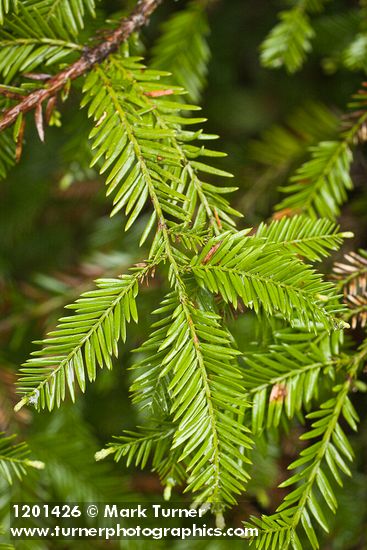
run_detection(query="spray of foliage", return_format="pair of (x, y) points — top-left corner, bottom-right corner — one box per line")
(1, 1), (367, 549)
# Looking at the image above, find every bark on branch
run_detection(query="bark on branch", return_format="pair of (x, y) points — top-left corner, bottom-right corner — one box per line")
(0, 0), (163, 132)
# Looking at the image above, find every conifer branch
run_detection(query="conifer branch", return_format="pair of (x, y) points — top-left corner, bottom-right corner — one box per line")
(82, 54), (238, 235)
(243, 325), (344, 433)
(15, 262), (155, 412)
(260, 0), (328, 74)
(0, 432), (44, 484)
(188, 230), (347, 331)
(0, 0), (163, 132)
(276, 85), (367, 219)
(129, 292), (253, 507)
(333, 250), (367, 328)
(6, 1), (365, 532)
(245, 351), (338, 433)
(107, 55), (234, 233)
(248, 340), (367, 550)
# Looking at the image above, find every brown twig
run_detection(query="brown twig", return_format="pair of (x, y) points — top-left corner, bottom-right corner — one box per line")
(0, 87), (25, 100)
(0, 0), (163, 132)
